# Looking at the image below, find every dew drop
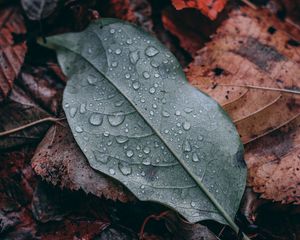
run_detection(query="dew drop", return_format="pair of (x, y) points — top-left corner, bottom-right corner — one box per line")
(118, 162), (132, 176)
(143, 147), (151, 154)
(125, 73), (131, 79)
(111, 61), (118, 67)
(87, 74), (97, 84)
(142, 159), (151, 165)
(145, 46), (159, 57)
(126, 39), (133, 44)
(108, 112), (125, 126)
(143, 71), (150, 79)
(75, 126), (83, 133)
(132, 81), (141, 90)
(140, 185), (145, 189)
(116, 135), (129, 144)
(175, 110), (181, 116)
(150, 60), (159, 68)
(110, 28), (115, 34)
(192, 153), (200, 162)
(190, 201), (196, 207)
(103, 131), (110, 137)
(184, 107), (193, 113)
(149, 87), (156, 94)
(154, 73), (160, 78)
(129, 50), (140, 64)
(152, 104), (157, 109)
(183, 140), (191, 152)
(126, 150), (134, 158)
(70, 107), (77, 118)
(89, 113), (103, 126)
(93, 150), (109, 164)
(162, 111), (170, 117)
(80, 103), (86, 113)
(183, 122), (191, 130)
(115, 49), (122, 55)
(109, 168), (115, 175)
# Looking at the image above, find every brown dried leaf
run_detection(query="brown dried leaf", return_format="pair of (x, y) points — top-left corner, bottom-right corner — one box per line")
(187, 6), (300, 144)
(171, 0), (227, 20)
(0, 7), (27, 102)
(245, 116), (300, 204)
(186, 6), (300, 204)
(32, 122), (134, 202)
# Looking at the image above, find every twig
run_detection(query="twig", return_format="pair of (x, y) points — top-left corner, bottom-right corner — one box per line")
(0, 117), (65, 137)
(241, 0), (257, 9)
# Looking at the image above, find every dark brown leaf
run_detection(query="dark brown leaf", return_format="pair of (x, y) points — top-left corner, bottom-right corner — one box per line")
(32, 121), (134, 202)
(107, 0), (153, 32)
(0, 86), (52, 149)
(17, 65), (64, 115)
(0, 7), (27, 102)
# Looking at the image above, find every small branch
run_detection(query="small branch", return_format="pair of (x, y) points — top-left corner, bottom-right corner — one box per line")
(0, 117), (65, 137)
(241, 0), (257, 9)
(219, 84), (300, 95)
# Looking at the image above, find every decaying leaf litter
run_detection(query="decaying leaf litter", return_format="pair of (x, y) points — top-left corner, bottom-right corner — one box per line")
(0, 0), (300, 239)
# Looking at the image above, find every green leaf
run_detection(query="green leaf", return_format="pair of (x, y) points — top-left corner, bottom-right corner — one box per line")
(43, 19), (247, 230)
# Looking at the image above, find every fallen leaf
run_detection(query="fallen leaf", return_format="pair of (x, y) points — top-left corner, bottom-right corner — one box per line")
(186, 6), (300, 204)
(0, 86), (52, 149)
(171, 0), (227, 20)
(43, 18), (247, 233)
(186, 6), (300, 144)
(245, 116), (300, 204)
(140, 211), (218, 240)
(32, 121), (134, 202)
(17, 65), (64, 115)
(0, 7), (27, 102)
(21, 0), (60, 20)
(107, 0), (153, 32)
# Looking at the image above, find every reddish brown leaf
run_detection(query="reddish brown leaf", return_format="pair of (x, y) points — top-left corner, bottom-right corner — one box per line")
(0, 7), (27, 102)
(32, 122), (134, 203)
(186, 6), (300, 204)
(171, 0), (227, 20)
(107, 0), (153, 32)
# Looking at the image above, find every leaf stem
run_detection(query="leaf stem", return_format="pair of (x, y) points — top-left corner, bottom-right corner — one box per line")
(0, 117), (65, 137)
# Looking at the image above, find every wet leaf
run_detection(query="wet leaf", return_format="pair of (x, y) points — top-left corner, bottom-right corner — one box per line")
(43, 19), (247, 230)
(0, 7), (27, 102)
(186, 6), (300, 204)
(21, 0), (61, 20)
(32, 121), (134, 202)
(171, 0), (227, 20)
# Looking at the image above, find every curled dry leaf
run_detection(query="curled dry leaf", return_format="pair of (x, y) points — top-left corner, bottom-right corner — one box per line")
(171, 0), (227, 20)
(186, 6), (300, 204)
(32, 121), (134, 203)
(0, 7), (27, 102)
